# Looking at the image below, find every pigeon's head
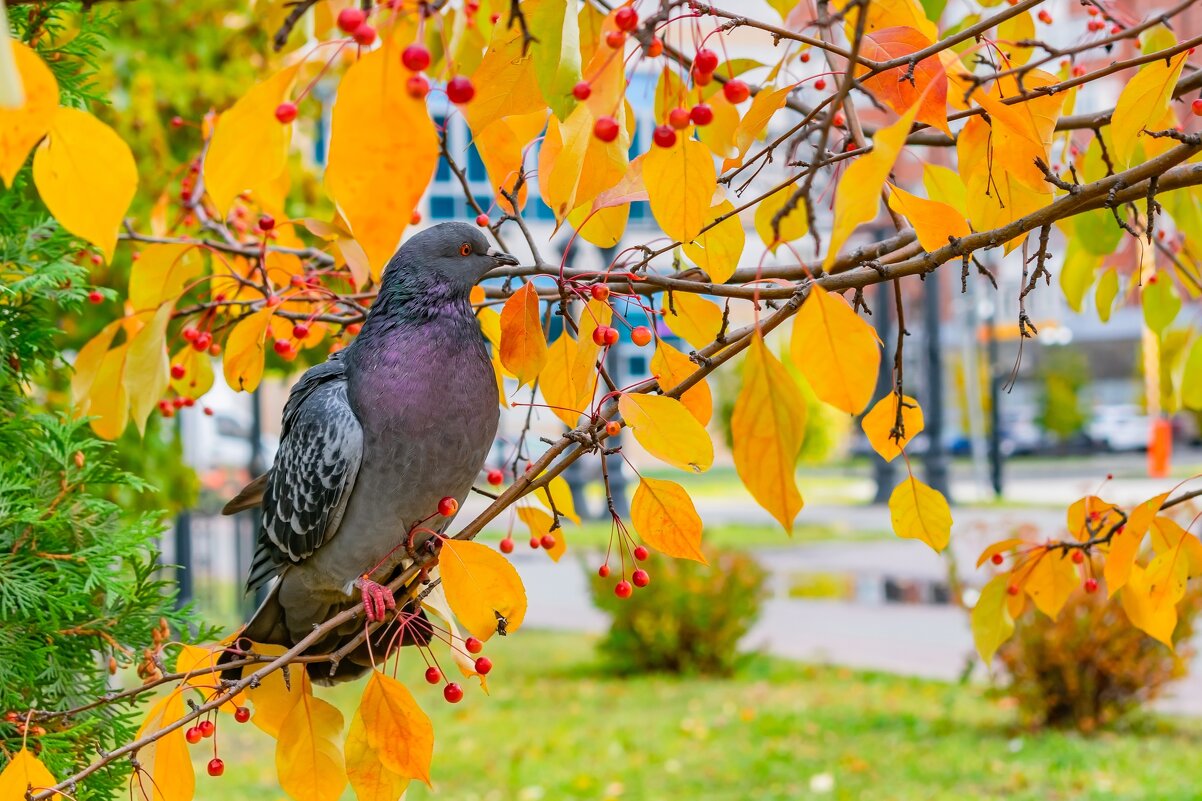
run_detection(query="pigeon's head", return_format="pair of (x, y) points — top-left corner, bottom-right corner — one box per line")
(382, 221), (518, 298)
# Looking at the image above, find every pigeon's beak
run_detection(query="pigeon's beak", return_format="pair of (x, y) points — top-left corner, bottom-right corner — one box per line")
(488, 246), (519, 266)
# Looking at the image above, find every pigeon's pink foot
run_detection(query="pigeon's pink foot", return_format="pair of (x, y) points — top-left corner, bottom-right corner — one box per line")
(355, 576), (396, 623)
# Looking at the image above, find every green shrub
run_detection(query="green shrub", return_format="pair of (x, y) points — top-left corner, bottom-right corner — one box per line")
(588, 547), (768, 676)
(995, 569), (1200, 731)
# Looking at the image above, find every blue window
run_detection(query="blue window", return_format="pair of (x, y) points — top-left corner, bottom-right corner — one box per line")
(430, 196), (456, 220)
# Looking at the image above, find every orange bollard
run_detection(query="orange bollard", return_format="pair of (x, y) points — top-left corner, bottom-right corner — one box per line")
(1148, 417), (1172, 478)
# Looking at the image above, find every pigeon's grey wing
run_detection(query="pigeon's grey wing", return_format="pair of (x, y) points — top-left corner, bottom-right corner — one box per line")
(246, 356), (363, 593)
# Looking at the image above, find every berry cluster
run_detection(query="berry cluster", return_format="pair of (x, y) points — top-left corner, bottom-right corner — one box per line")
(183, 704), (252, 779)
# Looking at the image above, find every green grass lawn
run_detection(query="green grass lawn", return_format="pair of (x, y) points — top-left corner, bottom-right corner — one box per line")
(476, 519), (888, 550)
(198, 631), (1202, 801)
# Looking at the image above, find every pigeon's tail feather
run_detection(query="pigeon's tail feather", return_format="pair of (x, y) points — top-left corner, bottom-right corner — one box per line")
(223, 473), (268, 515)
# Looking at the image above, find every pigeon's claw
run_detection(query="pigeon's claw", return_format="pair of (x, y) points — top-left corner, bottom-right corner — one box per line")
(355, 576), (396, 623)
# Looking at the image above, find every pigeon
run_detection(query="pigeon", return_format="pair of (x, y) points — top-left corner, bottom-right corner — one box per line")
(220, 222), (516, 682)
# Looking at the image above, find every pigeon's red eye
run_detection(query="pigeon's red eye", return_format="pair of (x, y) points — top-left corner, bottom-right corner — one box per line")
(459, 243), (472, 257)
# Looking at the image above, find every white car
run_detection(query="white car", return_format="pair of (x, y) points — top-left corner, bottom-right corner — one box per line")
(1088, 405), (1151, 452)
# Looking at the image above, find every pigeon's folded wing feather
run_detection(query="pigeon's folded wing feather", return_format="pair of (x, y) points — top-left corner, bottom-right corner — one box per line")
(246, 356), (363, 592)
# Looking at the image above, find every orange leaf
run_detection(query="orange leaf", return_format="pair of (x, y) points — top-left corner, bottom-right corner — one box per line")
(630, 476), (707, 563)
(790, 285), (881, 415)
(0, 42), (58, 187)
(245, 645), (310, 738)
(1065, 495), (1122, 542)
(134, 691), (194, 801)
(1105, 492), (1167, 595)
(518, 506), (565, 561)
(462, 23), (545, 138)
(499, 281), (547, 387)
(650, 339), (712, 425)
(861, 393), (924, 462)
(344, 711), (411, 801)
(885, 184), (970, 253)
(472, 111), (548, 213)
(0, 749), (56, 800)
(222, 307), (274, 393)
(276, 693), (347, 801)
(857, 27), (949, 135)
(439, 539), (528, 641)
(358, 672), (434, 785)
(976, 537), (1026, 568)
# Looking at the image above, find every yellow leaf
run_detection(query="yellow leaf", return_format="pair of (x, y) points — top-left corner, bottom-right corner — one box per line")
(727, 83), (796, 167)
(246, 647), (311, 738)
(731, 333), (806, 531)
(630, 476), (707, 563)
(971, 574), (1015, 663)
(663, 292), (723, 350)
(886, 184), (969, 253)
(204, 65), (298, 217)
(327, 48), (439, 277)
(1112, 49), (1188, 168)
(473, 111), (548, 213)
(344, 711), (411, 801)
(1066, 495), (1122, 542)
(571, 298), (612, 408)
(134, 691), (194, 801)
(0, 749), (57, 801)
(223, 307), (274, 392)
(846, 0), (937, 41)
(1121, 561), (1182, 648)
(420, 580), (489, 687)
(539, 333), (581, 427)
(540, 102), (629, 222)
(440, 539), (528, 641)
(1105, 493), (1167, 595)
(569, 201), (630, 248)
(681, 200), (744, 284)
(72, 320), (123, 409)
(754, 184), (808, 252)
(128, 244), (203, 313)
(790, 285), (881, 415)
(995, 10), (1035, 66)
(123, 304), (174, 436)
(643, 137), (716, 242)
(888, 476), (951, 552)
(169, 344), (214, 400)
(358, 672), (433, 785)
(88, 342), (130, 440)
(976, 537), (1026, 568)
(824, 101), (919, 268)
(0, 42), (57, 187)
(174, 643), (247, 713)
(861, 393), (924, 462)
(1150, 516), (1202, 577)
(650, 339), (712, 425)
(619, 392), (713, 472)
(698, 94), (742, 160)
(525, 0), (583, 120)
(33, 107), (137, 262)
(462, 24), (546, 138)
(276, 694), (347, 801)
(1024, 548), (1079, 620)
(922, 163), (967, 217)
(518, 506), (565, 561)
(499, 281), (547, 387)
(536, 475), (581, 525)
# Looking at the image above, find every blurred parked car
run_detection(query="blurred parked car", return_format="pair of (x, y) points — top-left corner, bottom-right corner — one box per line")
(1087, 405), (1151, 452)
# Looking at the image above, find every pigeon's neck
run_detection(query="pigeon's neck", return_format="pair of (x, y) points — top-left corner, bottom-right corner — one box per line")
(362, 279), (474, 332)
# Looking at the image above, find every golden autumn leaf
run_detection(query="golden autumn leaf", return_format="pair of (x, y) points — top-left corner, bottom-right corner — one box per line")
(0, 749), (56, 801)
(326, 47), (439, 277)
(1112, 49), (1188, 168)
(846, 0), (937, 41)
(754, 184), (808, 252)
(525, 0), (583, 120)
(569, 201), (630, 248)
(995, 9), (1036, 66)
(630, 476), (707, 563)
(518, 506), (565, 561)
(731, 334), (806, 531)
(536, 475), (581, 525)
(971, 574), (1016, 663)
(539, 333), (581, 427)
(975, 537), (1026, 568)
(462, 23), (545, 137)
(0, 42), (57, 187)
(682, 200), (744, 284)
(345, 711), (411, 801)
(1065, 495), (1122, 541)
(663, 292), (723, 350)
(358, 672), (434, 785)
(886, 184), (970, 253)
(824, 101), (919, 269)
(650, 338), (712, 425)
(888, 476), (951, 552)
(618, 392), (714, 473)
(922, 163), (968, 217)
(539, 101), (629, 222)
(1121, 560), (1184, 648)
(134, 691), (194, 801)
(1024, 548), (1079, 620)
(861, 393), (924, 462)
(128, 243), (203, 313)
(174, 643), (246, 712)
(71, 320), (123, 410)
(472, 110), (549, 213)
(440, 538), (528, 641)
(204, 65), (298, 218)
(857, 27), (949, 135)
(726, 83), (796, 167)
(223, 307), (274, 393)
(790, 285), (881, 415)
(1150, 516), (1202, 577)
(88, 342), (130, 440)
(499, 281), (547, 387)
(169, 344), (214, 400)
(276, 694), (347, 801)
(1105, 493), (1167, 595)
(643, 137), (717, 242)
(246, 646), (310, 738)
(33, 107), (137, 262)
(697, 93), (742, 161)
(421, 579), (489, 688)
(124, 304), (174, 435)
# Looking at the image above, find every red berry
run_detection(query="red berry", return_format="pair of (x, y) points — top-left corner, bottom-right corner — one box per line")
(602, 327), (619, 346)
(207, 758), (224, 777)
(648, 37), (663, 57)
(1006, 584), (1020, 596)
(633, 545), (649, 561)
(465, 636), (483, 654)
(487, 468), (504, 485)
(990, 553), (1004, 566)
(273, 339), (294, 356)
(591, 326), (610, 346)
(172, 397), (185, 410)
(474, 656), (493, 675)
(668, 107), (691, 129)
(540, 533), (557, 549)
(292, 324), (309, 340)
(406, 74), (430, 99)
(87, 290), (103, 304)
(692, 66), (713, 86)
(605, 420), (621, 437)
(274, 102), (297, 124)
(593, 115), (619, 142)
(814, 78), (826, 91)
(723, 79), (750, 103)
(203, 407), (214, 416)
(499, 537), (514, 553)
(170, 115), (185, 128)
(410, 211), (422, 226)
(605, 29), (625, 49)
(234, 706), (250, 723)
(590, 284), (611, 301)
(1072, 550), (1085, 564)
(443, 683), (464, 703)
(530, 536), (541, 549)
(447, 76), (476, 104)
(170, 364), (186, 380)
(352, 23), (377, 46)
(632, 569), (650, 588)
(1111, 24), (1121, 33)
(425, 666), (442, 684)
(1085, 578), (1099, 593)
(653, 124), (677, 148)
(694, 48), (719, 74)
(193, 332), (212, 351)
(614, 6), (638, 31)
(265, 294), (282, 307)
(183, 397), (195, 407)
(1192, 98), (1202, 117)
(1087, 5), (1098, 15)
(438, 496), (459, 516)
(257, 214), (275, 231)
(690, 103), (714, 126)
(1037, 9), (1052, 23)
(401, 44), (431, 72)
(337, 7), (366, 33)
(572, 81), (592, 100)
(614, 580), (633, 598)
(182, 327), (198, 341)
(631, 326), (651, 346)
(198, 720), (215, 738)
(598, 564), (611, 578)
(475, 213), (490, 227)
(185, 726), (202, 744)
(833, 111), (845, 127)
